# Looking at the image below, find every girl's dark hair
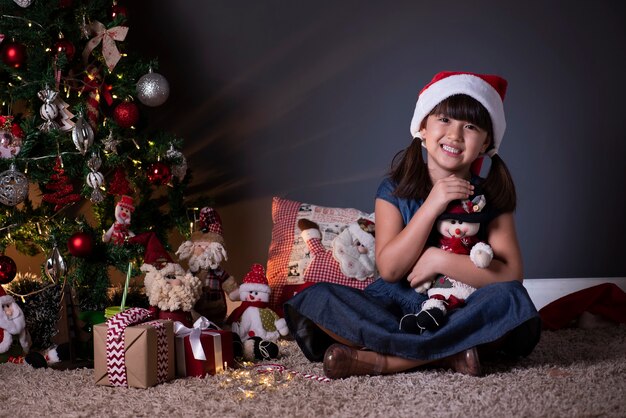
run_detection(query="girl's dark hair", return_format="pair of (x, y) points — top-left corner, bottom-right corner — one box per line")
(389, 94), (516, 213)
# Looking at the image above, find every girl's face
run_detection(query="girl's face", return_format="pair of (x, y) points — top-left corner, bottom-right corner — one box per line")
(419, 114), (490, 178)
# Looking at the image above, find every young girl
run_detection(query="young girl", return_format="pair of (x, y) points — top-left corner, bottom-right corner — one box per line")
(283, 71), (541, 379)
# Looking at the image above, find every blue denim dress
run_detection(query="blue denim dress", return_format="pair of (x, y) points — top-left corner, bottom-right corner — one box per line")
(283, 178), (541, 362)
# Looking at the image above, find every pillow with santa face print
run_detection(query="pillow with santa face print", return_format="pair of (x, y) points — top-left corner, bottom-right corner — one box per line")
(267, 197), (377, 312)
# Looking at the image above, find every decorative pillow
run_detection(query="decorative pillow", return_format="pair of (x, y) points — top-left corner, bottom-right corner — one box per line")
(266, 197), (377, 312)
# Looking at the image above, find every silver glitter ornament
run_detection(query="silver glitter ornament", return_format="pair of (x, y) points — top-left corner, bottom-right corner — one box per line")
(13, 0), (33, 7)
(0, 163), (28, 206)
(136, 68), (170, 107)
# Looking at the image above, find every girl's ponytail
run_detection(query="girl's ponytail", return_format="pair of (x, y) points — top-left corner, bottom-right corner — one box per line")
(483, 154), (516, 213)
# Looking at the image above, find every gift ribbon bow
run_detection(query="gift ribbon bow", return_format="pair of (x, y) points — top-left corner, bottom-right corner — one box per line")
(174, 316), (220, 361)
(82, 20), (129, 71)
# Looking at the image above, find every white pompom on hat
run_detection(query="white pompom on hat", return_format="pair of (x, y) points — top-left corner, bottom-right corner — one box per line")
(410, 71), (508, 157)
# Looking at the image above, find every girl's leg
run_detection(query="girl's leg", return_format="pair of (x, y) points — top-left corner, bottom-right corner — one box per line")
(318, 324), (481, 378)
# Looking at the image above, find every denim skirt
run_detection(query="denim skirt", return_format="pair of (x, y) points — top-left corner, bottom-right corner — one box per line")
(284, 279), (541, 362)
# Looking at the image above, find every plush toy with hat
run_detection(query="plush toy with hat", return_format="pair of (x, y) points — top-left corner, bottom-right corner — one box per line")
(226, 264), (289, 361)
(400, 194), (493, 334)
(297, 216), (377, 283)
(176, 207), (239, 326)
(0, 286), (32, 362)
(102, 195), (135, 245)
(131, 232), (202, 327)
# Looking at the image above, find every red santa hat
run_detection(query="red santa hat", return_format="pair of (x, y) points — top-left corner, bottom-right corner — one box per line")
(191, 206), (224, 245)
(239, 264), (270, 294)
(410, 71), (507, 157)
(116, 195), (135, 212)
(129, 232), (173, 269)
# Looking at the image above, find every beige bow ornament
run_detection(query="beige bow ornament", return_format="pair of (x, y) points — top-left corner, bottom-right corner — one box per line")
(82, 20), (129, 71)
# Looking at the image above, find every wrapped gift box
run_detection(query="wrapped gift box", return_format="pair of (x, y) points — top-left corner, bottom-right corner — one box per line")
(175, 327), (234, 377)
(94, 318), (175, 388)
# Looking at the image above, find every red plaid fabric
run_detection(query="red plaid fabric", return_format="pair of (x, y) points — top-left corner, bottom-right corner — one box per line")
(302, 237), (373, 289)
(266, 197), (375, 311)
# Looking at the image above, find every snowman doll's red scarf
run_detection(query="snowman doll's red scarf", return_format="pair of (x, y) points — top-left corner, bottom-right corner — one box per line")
(225, 301), (268, 324)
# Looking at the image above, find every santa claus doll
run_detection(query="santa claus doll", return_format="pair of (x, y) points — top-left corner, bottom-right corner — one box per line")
(176, 207), (239, 326)
(298, 216), (377, 284)
(131, 232), (202, 327)
(0, 286), (31, 362)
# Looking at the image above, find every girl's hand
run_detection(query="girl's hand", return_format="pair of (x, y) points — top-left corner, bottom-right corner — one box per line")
(406, 247), (442, 288)
(422, 175), (474, 217)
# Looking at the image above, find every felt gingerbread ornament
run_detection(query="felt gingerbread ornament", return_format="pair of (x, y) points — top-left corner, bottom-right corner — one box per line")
(298, 216), (377, 283)
(226, 264), (289, 361)
(102, 195), (135, 245)
(176, 207), (239, 326)
(400, 195), (493, 334)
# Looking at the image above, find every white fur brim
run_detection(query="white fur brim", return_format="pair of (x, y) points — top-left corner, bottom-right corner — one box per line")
(410, 74), (506, 154)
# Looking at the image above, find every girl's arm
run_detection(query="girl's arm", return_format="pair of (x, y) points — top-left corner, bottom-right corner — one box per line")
(406, 212), (523, 288)
(375, 175), (474, 283)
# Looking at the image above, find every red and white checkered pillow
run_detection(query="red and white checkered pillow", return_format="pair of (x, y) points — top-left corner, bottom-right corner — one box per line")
(266, 197), (376, 311)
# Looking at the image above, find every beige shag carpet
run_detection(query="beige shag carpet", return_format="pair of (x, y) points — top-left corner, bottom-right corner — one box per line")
(2, 325), (626, 418)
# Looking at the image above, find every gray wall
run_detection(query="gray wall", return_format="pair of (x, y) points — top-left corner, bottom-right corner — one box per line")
(129, 0), (625, 280)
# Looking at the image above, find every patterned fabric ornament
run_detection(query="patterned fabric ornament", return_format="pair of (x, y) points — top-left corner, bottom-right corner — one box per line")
(0, 163), (28, 206)
(72, 112), (94, 154)
(165, 144), (187, 182)
(37, 87), (60, 132)
(136, 68), (170, 107)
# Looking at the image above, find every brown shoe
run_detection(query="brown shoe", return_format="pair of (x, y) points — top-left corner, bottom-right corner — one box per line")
(437, 347), (482, 376)
(323, 343), (384, 379)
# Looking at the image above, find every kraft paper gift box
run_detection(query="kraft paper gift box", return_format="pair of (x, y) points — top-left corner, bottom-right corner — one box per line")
(94, 318), (175, 388)
(174, 320), (235, 377)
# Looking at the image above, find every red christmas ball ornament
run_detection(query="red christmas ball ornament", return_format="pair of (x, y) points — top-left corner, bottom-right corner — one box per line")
(112, 2), (129, 21)
(67, 231), (94, 258)
(59, 0), (73, 7)
(0, 255), (17, 285)
(1, 41), (27, 69)
(54, 37), (76, 61)
(113, 101), (139, 129)
(146, 162), (172, 185)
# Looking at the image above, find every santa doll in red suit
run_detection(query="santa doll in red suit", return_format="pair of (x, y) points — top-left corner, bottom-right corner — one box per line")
(176, 207), (239, 326)
(400, 195), (494, 334)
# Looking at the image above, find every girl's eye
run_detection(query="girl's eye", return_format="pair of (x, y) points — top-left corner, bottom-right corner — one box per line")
(465, 124), (480, 131)
(438, 117), (449, 123)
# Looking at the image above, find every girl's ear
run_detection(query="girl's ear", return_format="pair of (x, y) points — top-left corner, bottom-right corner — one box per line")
(481, 136), (492, 153)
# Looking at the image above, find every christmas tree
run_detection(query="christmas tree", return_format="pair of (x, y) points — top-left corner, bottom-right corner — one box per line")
(0, 0), (201, 350)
